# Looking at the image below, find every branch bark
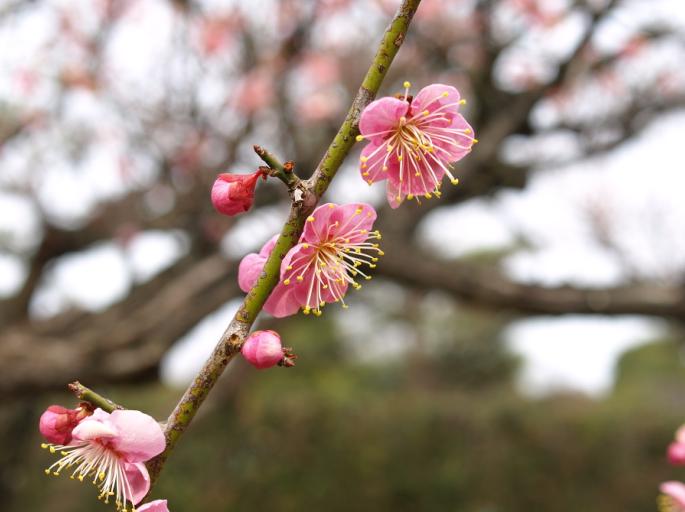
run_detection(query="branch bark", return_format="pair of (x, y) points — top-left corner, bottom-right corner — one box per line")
(378, 240), (685, 319)
(146, 0), (423, 485)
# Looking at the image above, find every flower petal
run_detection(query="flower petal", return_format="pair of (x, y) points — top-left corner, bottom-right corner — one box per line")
(281, 243), (317, 280)
(108, 410), (165, 462)
(258, 234), (279, 258)
(661, 481), (685, 508)
(359, 97), (407, 143)
(431, 113), (474, 163)
(411, 83), (461, 121)
(238, 253), (266, 292)
(302, 203), (376, 245)
(386, 157), (445, 201)
(71, 410), (118, 442)
(238, 235), (279, 292)
(386, 180), (402, 209)
(329, 203), (377, 244)
(138, 500), (170, 512)
(124, 462), (151, 506)
(263, 285), (303, 318)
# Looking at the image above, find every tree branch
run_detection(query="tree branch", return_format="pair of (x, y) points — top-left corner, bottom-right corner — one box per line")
(68, 381), (123, 413)
(146, 0), (423, 485)
(378, 240), (685, 319)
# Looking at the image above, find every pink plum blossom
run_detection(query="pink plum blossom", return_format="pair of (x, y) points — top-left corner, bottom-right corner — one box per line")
(41, 408), (165, 510)
(241, 330), (284, 369)
(138, 499), (170, 512)
(39, 405), (90, 445)
(357, 82), (476, 208)
(238, 202), (382, 317)
(211, 169), (265, 216)
(660, 481), (685, 511)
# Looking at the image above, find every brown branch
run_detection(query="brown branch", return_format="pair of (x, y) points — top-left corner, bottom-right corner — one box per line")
(0, 253), (238, 396)
(378, 240), (685, 319)
(145, 0), (423, 486)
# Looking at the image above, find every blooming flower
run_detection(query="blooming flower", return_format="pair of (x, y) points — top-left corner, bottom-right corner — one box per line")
(241, 330), (285, 369)
(138, 499), (170, 512)
(41, 408), (165, 511)
(238, 202), (382, 317)
(39, 405), (90, 445)
(357, 82), (476, 208)
(211, 169), (265, 216)
(660, 481), (685, 512)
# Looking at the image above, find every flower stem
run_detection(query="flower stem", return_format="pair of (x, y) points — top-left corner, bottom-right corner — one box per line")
(146, 0), (422, 486)
(254, 144), (300, 189)
(68, 381), (122, 413)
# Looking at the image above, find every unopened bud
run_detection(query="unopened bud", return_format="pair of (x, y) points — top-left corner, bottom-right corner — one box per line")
(39, 405), (91, 445)
(669, 442), (685, 466)
(211, 170), (264, 216)
(241, 330), (284, 369)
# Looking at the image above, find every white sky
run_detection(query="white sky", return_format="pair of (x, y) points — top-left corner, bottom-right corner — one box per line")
(504, 315), (666, 397)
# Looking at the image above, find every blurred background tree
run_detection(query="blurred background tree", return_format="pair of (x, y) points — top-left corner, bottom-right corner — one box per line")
(1, 0), (685, 510)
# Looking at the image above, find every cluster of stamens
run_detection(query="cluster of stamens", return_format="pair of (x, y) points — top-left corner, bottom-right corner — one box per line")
(659, 494), (681, 512)
(41, 442), (136, 511)
(281, 205), (383, 316)
(357, 81), (477, 203)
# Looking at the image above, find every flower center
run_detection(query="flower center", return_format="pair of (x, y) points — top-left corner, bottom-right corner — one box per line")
(358, 86), (478, 204)
(282, 211), (383, 316)
(42, 442), (135, 511)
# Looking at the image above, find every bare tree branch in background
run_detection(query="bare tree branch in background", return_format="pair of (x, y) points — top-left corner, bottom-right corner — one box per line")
(0, 0), (684, 395)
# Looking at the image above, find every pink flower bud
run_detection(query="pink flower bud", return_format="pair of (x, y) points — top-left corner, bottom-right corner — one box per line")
(669, 442), (685, 466)
(39, 405), (90, 445)
(211, 170), (263, 216)
(241, 330), (284, 369)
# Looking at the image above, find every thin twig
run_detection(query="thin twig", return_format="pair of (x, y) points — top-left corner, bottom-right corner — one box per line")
(146, 0), (422, 486)
(68, 381), (123, 413)
(254, 144), (300, 189)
